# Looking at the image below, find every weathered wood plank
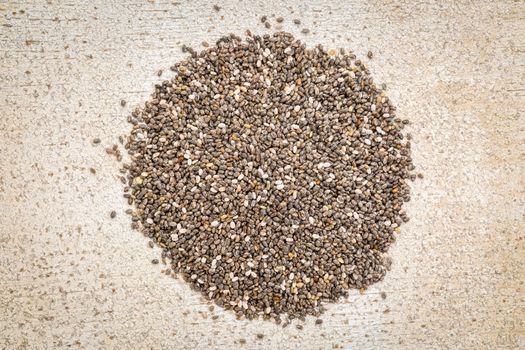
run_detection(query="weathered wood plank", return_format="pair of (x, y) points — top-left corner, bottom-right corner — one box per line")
(0, 1), (523, 349)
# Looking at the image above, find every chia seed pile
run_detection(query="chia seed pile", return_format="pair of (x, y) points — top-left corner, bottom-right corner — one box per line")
(124, 32), (415, 322)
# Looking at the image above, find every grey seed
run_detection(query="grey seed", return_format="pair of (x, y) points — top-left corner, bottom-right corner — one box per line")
(381, 292), (387, 299)
(148, 241), (154, 248)
(120, 100), (127, 107)
(276, 17), (284, 23)
(110, 211), (116, 219)
(151, 259), (159, 264)
(296, 324), (304, 330)
(92, 138), (101, 144)
(213, 4), (220, 11)
(123, 31), (415, 323)
(315, 319), (323, 325)
(293, 19), (301, 25)
(367, 51), (373, 59)
(301, 28), (310, 34)
(264, 22), (271, 29)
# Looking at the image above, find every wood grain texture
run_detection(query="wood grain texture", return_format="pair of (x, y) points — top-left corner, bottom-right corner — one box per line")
(0, 0), (524, 349)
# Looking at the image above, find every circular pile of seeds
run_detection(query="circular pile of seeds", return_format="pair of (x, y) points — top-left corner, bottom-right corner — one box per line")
(124, 32), (414, 321)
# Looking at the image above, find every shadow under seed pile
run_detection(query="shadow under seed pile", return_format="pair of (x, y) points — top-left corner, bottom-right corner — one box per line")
(125, 32), (414, 321)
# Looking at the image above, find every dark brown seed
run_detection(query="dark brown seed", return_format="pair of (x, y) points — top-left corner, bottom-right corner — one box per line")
(123, 32), (415, 322)
(120, 99), (126, 107)
(381, 292), (387, 299)
(264, 22), (271, 29)
(213, 4), (220, 11)
(367, 51), (373, 59)
(260, 15), (267, 23)
(151, 259), (159, 264)
(296, 324), (304, 330)
(239, 338), (246, 345)
(293, 19), (301, 25)
(89, 168), (96, 174)
(276, 17), (284, 23)
(256, 334), (264, 339)
(315, 319), (323, 325)
(148, 241), (154, 248)
(110, 211), (116, 219)
(157, 70), (163, 77)
(92, 138), (101, 144)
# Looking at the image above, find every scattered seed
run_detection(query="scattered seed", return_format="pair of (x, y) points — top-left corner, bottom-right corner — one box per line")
(89, 168), (96, 174)
(260, 15), (267, 23)
(296, 324), (304, 330)
(120, 100), (127, 107)
(152, 259), (159, 264)
(381, 292), (387, 299)
(276, 17), (284, 23)
(256, 333), (264, 339)
(110, 211), (116, 219)
(213, 4), (220, 11)
(367, 51), (373, 59)
(148, 241), (154, 248)
(239, 338), (246, 345)
(315, 319), (323, 325)
(301, 28), (310, 34)
(293, 19), (301, 25)
(92, 138), (101, 144)
(264, 22), (271, 29)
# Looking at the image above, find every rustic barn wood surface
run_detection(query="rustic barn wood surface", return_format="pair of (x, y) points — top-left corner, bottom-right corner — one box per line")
(1, 1), (524, 349)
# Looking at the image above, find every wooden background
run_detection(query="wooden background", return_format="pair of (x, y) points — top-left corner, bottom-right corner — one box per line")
(1, 0), (524, 349)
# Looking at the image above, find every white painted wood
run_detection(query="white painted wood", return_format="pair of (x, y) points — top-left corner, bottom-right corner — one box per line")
(1, 1), (523, 348)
